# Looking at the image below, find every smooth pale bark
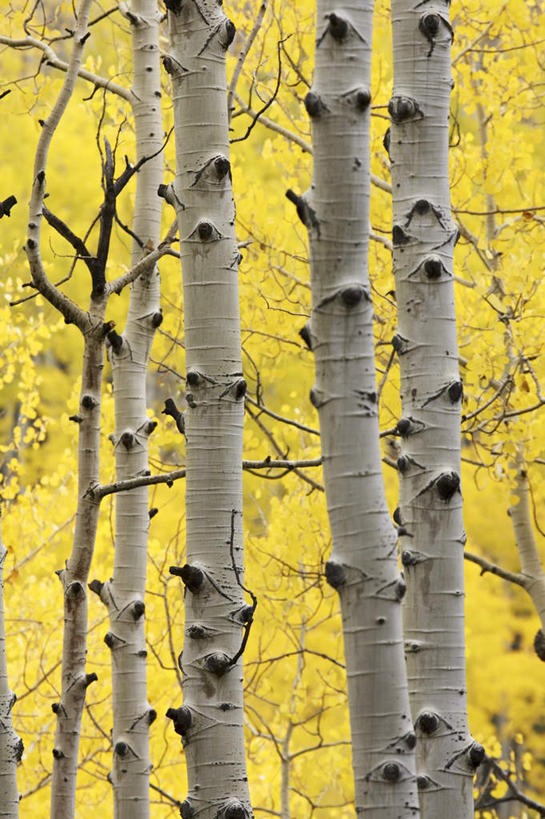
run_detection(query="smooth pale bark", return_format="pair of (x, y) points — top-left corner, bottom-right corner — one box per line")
(22, 3), (107, 815)
(389, 2), (480, 816)
(509, 464), (545, 640)
(292, 3), (418, 816)
(0, 516), (22, 818)
(91, 3), (163, 815)
(166, 3), (252, 817)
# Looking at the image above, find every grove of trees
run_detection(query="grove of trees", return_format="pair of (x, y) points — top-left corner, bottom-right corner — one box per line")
(1, 0), (545, 817)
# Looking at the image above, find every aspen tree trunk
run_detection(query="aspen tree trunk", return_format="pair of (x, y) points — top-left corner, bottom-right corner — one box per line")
(90, 3), (163, 815)
(388, 2), (481, 816)
(288, 3), (418, 815)
(22, 3), (106, 815)
(0, 514), (22, 818)
(165, 2), (252, 817)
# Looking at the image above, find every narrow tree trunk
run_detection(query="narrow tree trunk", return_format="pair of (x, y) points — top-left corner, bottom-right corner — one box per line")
(288, 3), (418, 816)
(165, 3), (252, 817)
(92, 3), (163, 815)
(0, 514), (22, 818)
(50, 316), (105, 818)
(389, 2), (481, 816)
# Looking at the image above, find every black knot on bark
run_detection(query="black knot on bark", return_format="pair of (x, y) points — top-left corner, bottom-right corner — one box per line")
(382, 762), (400, 782)
(325, 560), (346, 589)
(340, 285), (366, 307)
(417, 775), (430, 790)
(107, 329), (123, 354)
(299, 322), (312, 350)
(392, 225), (411, 246)
(355, 89), (371, 111)
(131, 600), (145, 620)
(81, 394), (97, 410)
(396, 418), (412, 437)
(166, 705), (192, 736)
(151, 310), (163, 328)
(186, 369), (201, 388)
(204, 651), (231, 675)
(197, 220), (214, 241)
(405, 731), (417, 749)
(217, 799), (248, 819)
(144, 420), (158, 435)
(309, 387), (322, 408)
(395, 577), (406, 601)
(238, 604), (254, 624)
(418, 711), (439, 735)
(15, 737), (24, 762)
(148, 708), (157, 725)
(423, 257), (444, 279)
(187, 624), (208, 639)
(436, 471), (460, 501)
(397, 455), (409, 474)
(180, 799), (195, 819)
(534, 628), (545, 661)
(233, 378), (247, 400)
(419, 12), (441, 38)
(304, 91), (326, 118)
(448, 380), (463, 403)
(114, 741), (128, 757)
(401, 550), (416, 567)
(120, 431), (135, 450)
(393, 507), (402, 525)
(221, 19), (236, 50)
(164, 0), (183, 14)
(327, 12), (349, 41)
(468, 742), (485, 770)
(214, 155), (231, 180)
(66, 581), (85, 601)
(89, 578), (103, 597)
(52, 748), (65, 759)
(392, 333), (408, 354)
(388, 95), (420, 123)
(52, 702), (60, 714)
(104, 632), (116, 649)
(170, 564), (204, 594)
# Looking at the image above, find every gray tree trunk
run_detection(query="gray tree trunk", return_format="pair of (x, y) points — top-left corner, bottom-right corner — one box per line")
(165, 2), (252, 817)
(92, 2), (164, 816)
(389, 2), (481, 816)
(289, 2), (419, 816)
(0, 515), (21, 818)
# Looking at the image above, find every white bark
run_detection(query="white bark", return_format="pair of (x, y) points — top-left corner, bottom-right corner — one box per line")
(293, 3), (418, 816)
(0, 516), (21, 818)
(166, 2), (252, 817)
(509, 465), (545, 640)
(90, 3), (163, 816)
(389, 2), (480, 816)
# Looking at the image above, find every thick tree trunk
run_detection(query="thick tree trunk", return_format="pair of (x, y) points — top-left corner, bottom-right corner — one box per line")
(389, 2), (480, 816)
(0, 516), (21, 818)
(165, 3), (252, 817)
(93, 3), (163, 815)
(291, 3), (418, 816)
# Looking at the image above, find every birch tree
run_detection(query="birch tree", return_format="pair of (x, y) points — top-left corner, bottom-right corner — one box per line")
(88, 2), (164, 815)
(164, 2), (253, 816)
(0, 512), (21, 818)
(388, 2), (482, 816)
(286, 2), (418, 815)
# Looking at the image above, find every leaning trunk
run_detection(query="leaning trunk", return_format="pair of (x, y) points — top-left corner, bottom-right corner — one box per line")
(389, 2), (480, 816)
(289, 2), (418, 815)
(165, 2), (252, 817)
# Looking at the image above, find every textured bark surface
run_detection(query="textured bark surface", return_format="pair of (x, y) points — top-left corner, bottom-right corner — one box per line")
(299, 3), (418, 816)
(97, 2), (163, 815)
(0, 519), (21, 818)
(166, 2), (252, 817)
(389, 2), (478, 816)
